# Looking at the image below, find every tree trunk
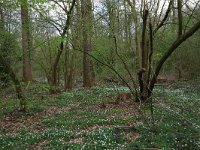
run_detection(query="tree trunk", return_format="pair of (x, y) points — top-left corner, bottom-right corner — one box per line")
(20, 0), (32, 82)
(64, 1), (81, 91)
(0, 3), (5, 30)
(0, 55), (26, 111)
(175, 0), (183, 79)
(65, 52), (75, 91)
(149, 20), (200, 97)
(139, 9), (149, 102)
(126, 0), (142, 70)
(50, 0), (75, 93)
(106, 0), (116, 66)
(81, 0), (95, 87)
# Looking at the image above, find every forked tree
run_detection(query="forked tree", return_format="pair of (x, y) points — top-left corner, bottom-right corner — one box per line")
(126, 0), (200, 102)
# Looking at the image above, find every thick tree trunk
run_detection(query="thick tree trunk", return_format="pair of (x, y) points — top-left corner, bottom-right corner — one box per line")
(81, 0), (95, 87)
(65, 54), (75, 91)
(64, 45), (75, 91)
(20, 0), (32, 82)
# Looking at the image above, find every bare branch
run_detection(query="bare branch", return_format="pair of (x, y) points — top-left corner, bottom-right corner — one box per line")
(154, 0), (173, 34)
(150, 20), (200, 92)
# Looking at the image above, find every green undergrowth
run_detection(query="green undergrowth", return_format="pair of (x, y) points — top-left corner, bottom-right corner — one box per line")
(42, 109), (132, 130)
(131, 85), (200, 150)
(0, 83), (200, 149)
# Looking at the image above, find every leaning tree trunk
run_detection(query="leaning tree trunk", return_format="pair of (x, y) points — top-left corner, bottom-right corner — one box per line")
(149, 20), (200, 98)
(0, 55), (26, 111)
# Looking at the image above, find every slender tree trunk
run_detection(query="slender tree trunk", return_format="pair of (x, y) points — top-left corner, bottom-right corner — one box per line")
(81, 0), (95, 87)
(139, 9), (149, 101)
(175, 0), (183, 79)
(20, 0), (32, 82)
(64, 0), (80, 91)
(124, 1), (132, 54)
(106, 0), (116, 66)
(50, 0), (75, 93)
(0, 3), (5, 30)
(178, 0), (183, 37)
(126, 0), (142, 69)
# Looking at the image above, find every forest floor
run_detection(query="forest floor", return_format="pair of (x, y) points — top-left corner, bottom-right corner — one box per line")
(0, 81), (200, 150)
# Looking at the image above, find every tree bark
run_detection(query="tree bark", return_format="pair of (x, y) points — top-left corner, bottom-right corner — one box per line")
(139, 9), (149, 101)
(20, 0), (32, 82)
(81, 0), (95, 87)
(175, 0), (183, 79)
(106, 0), (117, 66)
